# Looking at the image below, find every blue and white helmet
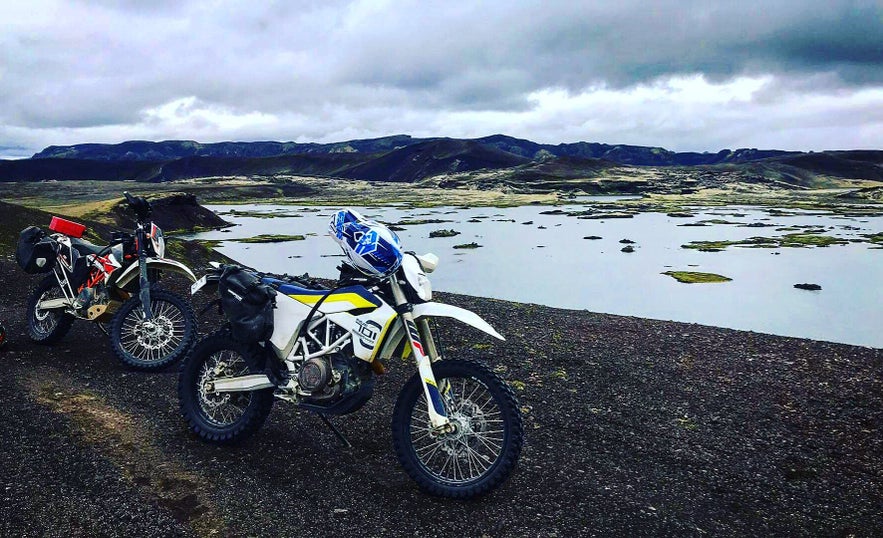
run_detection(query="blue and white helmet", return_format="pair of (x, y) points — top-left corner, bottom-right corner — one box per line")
(329, 208), (404, 277)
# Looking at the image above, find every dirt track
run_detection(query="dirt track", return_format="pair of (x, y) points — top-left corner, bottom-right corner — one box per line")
(1, 255), (881, 537)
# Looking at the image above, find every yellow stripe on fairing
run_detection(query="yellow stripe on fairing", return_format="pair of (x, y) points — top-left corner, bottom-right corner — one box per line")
(288, 292), (378, 309)
(369, 314), (398, 361)
(424, 378), (437, 387)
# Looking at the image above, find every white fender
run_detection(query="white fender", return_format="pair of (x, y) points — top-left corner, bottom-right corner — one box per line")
(412, 302), (505, 341)
(113, 258), (198, 288)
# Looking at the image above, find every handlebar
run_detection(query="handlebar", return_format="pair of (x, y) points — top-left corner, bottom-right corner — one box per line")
(123, 191), (152, 221)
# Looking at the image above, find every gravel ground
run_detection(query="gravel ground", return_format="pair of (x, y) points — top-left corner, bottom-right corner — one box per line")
(1, 256), (881, 537)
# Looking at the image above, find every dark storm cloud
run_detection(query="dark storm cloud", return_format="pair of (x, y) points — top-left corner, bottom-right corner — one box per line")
(320, 1), (882, 113)
(0, 0), (880, 155)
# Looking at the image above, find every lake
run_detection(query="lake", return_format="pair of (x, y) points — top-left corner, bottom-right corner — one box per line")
(186, 202), (883, 348)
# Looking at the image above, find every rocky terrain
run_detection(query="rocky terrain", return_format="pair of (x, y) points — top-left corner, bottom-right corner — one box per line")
(0, 198), (881, 536)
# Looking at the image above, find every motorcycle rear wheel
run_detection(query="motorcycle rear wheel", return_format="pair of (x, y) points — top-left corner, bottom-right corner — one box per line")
(178, 328), (274, 445)
(109, 289), (195, 371)
(26, 275), (74, 344)
(391, 359), (523, 498)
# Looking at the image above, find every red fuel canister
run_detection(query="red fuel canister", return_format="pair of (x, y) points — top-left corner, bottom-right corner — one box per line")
(49, 216), (87, 238)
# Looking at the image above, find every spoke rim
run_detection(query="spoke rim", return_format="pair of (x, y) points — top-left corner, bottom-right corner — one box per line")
(119, 298), (187, 363)
(197, 350), (252, 427)
(409, 375), (505, 485)
(33, 288), (62, 335)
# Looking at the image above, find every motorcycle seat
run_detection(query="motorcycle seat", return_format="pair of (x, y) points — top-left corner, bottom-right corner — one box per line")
(70, 238), (105, 257)
(262, 278), (326, 297)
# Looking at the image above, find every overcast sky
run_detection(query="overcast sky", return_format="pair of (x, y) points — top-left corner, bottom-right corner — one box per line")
(1, 0), (881, 158)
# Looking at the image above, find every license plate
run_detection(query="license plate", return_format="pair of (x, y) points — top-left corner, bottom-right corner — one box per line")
(191, 275), (208, 295)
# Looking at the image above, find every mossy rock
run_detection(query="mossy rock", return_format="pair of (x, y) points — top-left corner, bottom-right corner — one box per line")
(682, 233), (848, 251)
(394, 219), (452, 226)
(429, 229), (460, 238)
(663, 271), (732, 284)
(453, 242), (482, 249)
(579, 212), (635, 220)
(861, 232), (883, 244)
(778, 234), (849, 247)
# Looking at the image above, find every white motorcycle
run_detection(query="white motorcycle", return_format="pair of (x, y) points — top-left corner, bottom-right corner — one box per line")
(180, 209), (523, 498)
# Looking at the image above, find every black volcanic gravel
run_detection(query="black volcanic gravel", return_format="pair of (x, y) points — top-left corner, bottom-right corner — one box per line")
(0, 257), (881, 537)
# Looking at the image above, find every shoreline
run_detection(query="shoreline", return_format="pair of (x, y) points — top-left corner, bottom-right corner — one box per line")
(1, 177), (882, 216)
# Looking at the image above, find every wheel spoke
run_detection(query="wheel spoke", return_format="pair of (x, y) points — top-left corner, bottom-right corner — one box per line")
(118, 297), (189, 364)
(408, 373), (508, 486)
(197, 350), (253, 427)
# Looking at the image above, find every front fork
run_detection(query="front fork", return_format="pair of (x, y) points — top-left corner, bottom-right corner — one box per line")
(390, 280), (452, 432)
(136, 228), (153, 319)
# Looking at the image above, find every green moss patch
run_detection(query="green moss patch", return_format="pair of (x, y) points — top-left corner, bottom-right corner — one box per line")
(663, 271), (732, 284)
(233, 234), (306, 244)
(862, 232), (883, 244)
(682, 237), (775, 250)
(778, 234), (849, 247)
(219, 209), (301, 219)
(393, 218), (452, 226)
(196, 239), (222, 250)
(682, 233), (850, 251)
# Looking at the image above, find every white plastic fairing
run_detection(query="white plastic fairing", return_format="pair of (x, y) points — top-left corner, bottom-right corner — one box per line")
(401, 254), (432, 301)
(416, 253), (439, 273)
(270, 293), (314, 357)
(413, 302), (505, 340)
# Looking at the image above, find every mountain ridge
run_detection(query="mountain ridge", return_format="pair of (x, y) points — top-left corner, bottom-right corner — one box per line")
(31, 133), (809, 166)
(5, 135), (881, 189)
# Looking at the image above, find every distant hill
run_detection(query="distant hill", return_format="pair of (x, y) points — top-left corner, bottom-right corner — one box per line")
(339, 139), (530, 182)
(146, 153), (367, 182)
(2, 134), (880, 190)
(30, 133), (802, 166)
(31, 135), (427, 161)
(475, 134), (800, 165)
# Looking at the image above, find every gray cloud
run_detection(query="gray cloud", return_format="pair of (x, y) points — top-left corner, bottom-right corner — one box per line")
(0, 0), (880, 156)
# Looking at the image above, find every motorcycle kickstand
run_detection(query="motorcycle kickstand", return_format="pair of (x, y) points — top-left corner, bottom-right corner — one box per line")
(318, 414), (352, 449)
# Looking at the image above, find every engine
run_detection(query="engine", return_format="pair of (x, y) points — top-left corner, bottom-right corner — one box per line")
(296, 354), (373, 407)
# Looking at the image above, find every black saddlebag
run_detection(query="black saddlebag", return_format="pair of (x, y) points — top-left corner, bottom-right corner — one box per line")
(219, 266), (276, 342)
(16, 226), (56, 274)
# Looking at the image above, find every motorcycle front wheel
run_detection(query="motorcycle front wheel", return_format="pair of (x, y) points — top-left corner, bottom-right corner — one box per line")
(391, 359), (523, 498)
(178, 328), (274, 444)
(109, 289), (195, 371)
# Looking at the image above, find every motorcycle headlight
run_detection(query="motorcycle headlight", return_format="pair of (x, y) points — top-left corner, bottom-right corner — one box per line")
(150, 224), (166, 258)
(402, 254), (432, 301)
